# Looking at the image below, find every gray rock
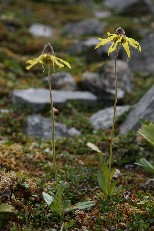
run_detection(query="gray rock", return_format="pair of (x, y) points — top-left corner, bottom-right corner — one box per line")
(25, 115), (67, 140)
(29, 23), (53, 37)
(63, 18), (103, 38)
(90, 106), (130, 130)
(105, 0), (154, 15)
(142, 178), (154, 190)
(12, 88), (97, 112)
(67, 127), (81, 136)
(120, 85), (154, 134)
(44, 72), (77, 91)
(128, 33), (154, 74)
(138, 28), (151, 38)
(82, 60), (133, 100)
(67, 40), (83, 56)
(25, 115), (81, 140)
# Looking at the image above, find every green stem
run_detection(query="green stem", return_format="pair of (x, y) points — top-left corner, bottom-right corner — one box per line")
(109, 48), (119, 171)
(47, 64), (58, 189)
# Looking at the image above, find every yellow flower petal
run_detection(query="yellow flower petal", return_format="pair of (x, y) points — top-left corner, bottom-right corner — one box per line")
(122, 41), (130, 59)
(56, 57), (71, 69)
(97, 38), (104, 41)
(108, 38), (121, 55)
(126, 37), (141, 52)
(54, 59), (65, 68)
(95, 36), (115, 49)
(26, 55), (43, 70)
(107, 32), (115, 36)
(26, 59), (38, 70)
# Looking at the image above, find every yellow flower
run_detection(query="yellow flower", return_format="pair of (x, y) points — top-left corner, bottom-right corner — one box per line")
(26, 43), (71, 70)
(95, 27), (141, 59)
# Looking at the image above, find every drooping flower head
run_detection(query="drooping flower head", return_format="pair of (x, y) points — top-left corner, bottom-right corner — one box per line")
(26, 43), (71, 71)
(95, 27), (141, 60)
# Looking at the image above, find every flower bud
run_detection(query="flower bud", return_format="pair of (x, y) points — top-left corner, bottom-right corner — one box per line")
(115, 27), (126, 37)
(42, 43), (54, 55)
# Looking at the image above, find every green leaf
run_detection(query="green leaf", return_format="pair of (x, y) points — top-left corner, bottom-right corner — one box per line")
(116, 185), (122, 194)
(97, 170), (109, 196)
(110, 168), (117, 179)
(136, 158), (154, 175)
(63, 220), (75, 229)
(100, 160), (110, 182)
(55, 183), (64, 204)
(66, 201), (95, 212)
(87, 142), (102, 153)
(50, 199), (64, 217)
(49, 184), (65, 217)
(108, 179), (119, 196)
(0, 203), (14, 213)
(138, 123), (154, 146)
(63, 200), (71, 210)
(42, 192), (54, 206)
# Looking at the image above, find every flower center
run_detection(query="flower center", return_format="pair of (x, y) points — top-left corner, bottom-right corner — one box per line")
(42, 55), (53, 64)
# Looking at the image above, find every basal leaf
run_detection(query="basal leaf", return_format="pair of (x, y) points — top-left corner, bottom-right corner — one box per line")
(63, 200), (71, 210)
(56, 183), (64, 204)
(136, 158), (154, 175)
(66, 201), (95, 212)
(138, 123), (154, 146)
(87, 142), (102, 153)
(101, 160), (110, 182)
(42, 192), (54, 206)
(110, 168), (117, 179)
(108, 179), (119, 196)
(97, 170), (109, 196)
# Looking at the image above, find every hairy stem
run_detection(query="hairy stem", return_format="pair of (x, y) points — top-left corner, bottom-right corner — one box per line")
(48, 64), (58, 189)
(109, 48), (119, 171)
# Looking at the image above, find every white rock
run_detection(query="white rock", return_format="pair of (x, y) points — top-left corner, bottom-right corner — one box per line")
(29, 23), (53, 37)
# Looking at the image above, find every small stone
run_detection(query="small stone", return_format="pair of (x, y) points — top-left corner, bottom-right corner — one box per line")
(25, 115), (68, 140)
(95, 11), (111, 19)
(113, 169), (121, 179)
(67, 127), (81, 136)
(90, 106), (130, 130)
(44, 72), (77, 91)
(142, 178), (154, 190)
(29, 23), (53, 37)
(0, 109), (10, 114)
